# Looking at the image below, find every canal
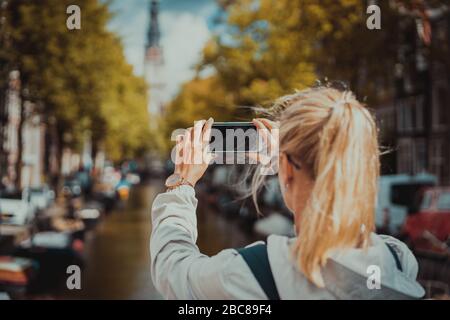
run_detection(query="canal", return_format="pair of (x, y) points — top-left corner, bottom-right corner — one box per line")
(65, 181), (256, 299)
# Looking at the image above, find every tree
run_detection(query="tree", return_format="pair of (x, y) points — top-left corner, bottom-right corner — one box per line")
(207, 0), (407, 105)
(159, 0), (448, 161)
(4, 0), (151, 186)
(0, 0), (13, 179)
(99, 44), (151, 162)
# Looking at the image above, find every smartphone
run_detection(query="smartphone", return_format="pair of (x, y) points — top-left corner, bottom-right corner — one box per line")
(209, 122), (259, 153)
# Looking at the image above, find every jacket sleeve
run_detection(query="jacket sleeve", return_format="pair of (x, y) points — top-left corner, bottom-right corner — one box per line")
(150, 185), (266, 300)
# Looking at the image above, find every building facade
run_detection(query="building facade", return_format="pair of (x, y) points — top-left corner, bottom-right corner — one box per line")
(389, 3), (450, 185)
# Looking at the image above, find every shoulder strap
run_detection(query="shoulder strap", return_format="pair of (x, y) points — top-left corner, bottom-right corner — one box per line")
(237, 244), (280, 300)
(385, 242), (403, 272)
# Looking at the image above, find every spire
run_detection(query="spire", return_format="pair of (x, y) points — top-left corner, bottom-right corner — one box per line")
(146, 0), (160, 49)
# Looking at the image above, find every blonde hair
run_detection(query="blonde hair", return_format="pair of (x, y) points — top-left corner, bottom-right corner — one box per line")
(254, 86), (380, 287)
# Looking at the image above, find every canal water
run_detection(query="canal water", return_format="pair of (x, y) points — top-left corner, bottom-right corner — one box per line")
(66, 181), (255, 299)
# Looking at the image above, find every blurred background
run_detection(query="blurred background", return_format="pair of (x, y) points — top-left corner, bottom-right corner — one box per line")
(0, 0), (449, 300)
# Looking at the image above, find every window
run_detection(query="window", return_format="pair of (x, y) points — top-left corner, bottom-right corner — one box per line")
(397, 138), (428, 175)
(397, 138), (413, 173)
(420, 190), (433, 211)
(432, 84), (449, 129)
(396, 96), (424, 133)
(397, 100), (412, 132)
(437, 191), (450, 211)
(404, 100), (413, 131)
(430, 139), (445, 181)
(414, 138), (427, 173)
(391, 183), (432, 214)
(396, 102), (404, 133)
(414, 96), (424, 131)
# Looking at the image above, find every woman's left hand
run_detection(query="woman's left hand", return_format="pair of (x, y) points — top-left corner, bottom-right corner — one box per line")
(174, 118), (214, 187)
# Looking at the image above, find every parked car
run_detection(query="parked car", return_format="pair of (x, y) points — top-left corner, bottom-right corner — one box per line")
(75, 169), (93, 196)
(125, 173), (140, 185)
(75, 200), (103, 230)
(376, 174), (437, 235)
(115, 176), (131, 201)
(62, 178), (82, 198)
(90, 166), (120, 213)
(0, 188), (36, 225)
(30, 185), (55, 211)
(403, 187), (450, 254)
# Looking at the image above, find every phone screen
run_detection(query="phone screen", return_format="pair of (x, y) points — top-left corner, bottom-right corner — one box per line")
(209, 122), (259, 153)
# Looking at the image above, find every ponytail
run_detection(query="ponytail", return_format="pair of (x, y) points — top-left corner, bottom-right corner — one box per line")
(254, 87), (380, 287)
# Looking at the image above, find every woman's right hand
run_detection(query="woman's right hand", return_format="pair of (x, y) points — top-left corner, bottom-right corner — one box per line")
(174, 118), (214, 187)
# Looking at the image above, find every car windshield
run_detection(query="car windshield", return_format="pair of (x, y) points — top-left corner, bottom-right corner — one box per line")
(391, 183), (433, 214)
(420, 190), (433, 211)
(65, 180), (79, 186)
(437, 191), (450, 211)
(0, 190), (22, 200)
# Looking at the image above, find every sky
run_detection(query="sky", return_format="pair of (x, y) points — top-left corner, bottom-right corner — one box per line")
(105, 0), (218, 100)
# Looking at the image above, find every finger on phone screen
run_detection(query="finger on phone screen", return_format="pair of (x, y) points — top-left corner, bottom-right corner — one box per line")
(175, 134), (184, 173)
(184, 128), (193, 164)
(193, 120), (205, 146)
(202, 118), (213, 145)
(253, 119), (269, 146)
(260, 118), (277, 130)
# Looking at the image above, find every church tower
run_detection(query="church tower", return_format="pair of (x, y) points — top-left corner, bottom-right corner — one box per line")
(145, 0), (166, 119)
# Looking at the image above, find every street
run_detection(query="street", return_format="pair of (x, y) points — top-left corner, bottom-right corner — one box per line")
(1, 0), (449, 302)
(64, 179), (256, 299)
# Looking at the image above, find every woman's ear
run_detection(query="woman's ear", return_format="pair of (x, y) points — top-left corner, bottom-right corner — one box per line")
(279, 153), (294, 186)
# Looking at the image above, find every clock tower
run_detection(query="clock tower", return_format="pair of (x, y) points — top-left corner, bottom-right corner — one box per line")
(145, 0), (166, 121)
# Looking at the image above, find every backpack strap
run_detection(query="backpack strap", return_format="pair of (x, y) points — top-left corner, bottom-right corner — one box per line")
(385, 242), (403, 272)
(237, 244), (280, 300)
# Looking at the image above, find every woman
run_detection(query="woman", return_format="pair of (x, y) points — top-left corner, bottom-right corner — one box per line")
(150, 86), (425, 300)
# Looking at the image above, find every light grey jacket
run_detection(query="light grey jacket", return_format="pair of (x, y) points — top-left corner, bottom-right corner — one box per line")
(150, 185), (425, 300)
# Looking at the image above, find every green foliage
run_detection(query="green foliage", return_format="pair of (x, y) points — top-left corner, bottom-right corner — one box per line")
(4, 0), (150, 162)
(160, 0), (409, 151)
(100, 48), (151, 162)
(205, 0), (402, 105)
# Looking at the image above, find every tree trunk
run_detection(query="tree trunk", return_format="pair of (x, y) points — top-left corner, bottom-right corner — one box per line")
(0, 85), (7, 180)
(55, 123), (65, 193)
(45, 120), (58, 192)
(15, 91), (25, 189)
